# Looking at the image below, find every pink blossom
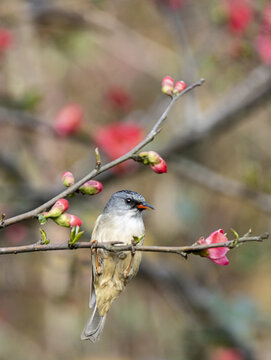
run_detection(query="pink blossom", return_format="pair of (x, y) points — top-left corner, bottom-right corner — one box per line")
(53, 104), (83, 137)
(62, 171), (75, 187)
(198, 229), (229, 265)
(79, 180), (103, 195)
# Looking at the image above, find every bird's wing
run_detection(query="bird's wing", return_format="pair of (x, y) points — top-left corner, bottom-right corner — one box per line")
(89, 214), (103, 309)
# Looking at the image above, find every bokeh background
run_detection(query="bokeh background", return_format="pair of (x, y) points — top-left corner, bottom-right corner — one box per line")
(1, 0), (271, 359)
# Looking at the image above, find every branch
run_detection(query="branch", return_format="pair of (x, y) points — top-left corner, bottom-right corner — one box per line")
(0, 79), (204, 229)
(161, 65), (271, 157)
(0, 233), (268, 256)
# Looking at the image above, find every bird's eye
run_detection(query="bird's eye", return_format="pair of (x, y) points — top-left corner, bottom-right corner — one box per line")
(126, 198), (132, 204)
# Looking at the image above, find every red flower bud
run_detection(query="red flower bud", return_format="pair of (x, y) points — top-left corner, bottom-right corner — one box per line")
(197, 229), (229, 265)
(79, 180), (103, 195)
(150, 158), (167, 174)
(53, 104), (83, 137)
(62, 171), (75, 187)
(43, 199), (69, 219)
(138, 151), (161, 165)
(173, 80), (187, 94)
(161, 76), (174, 96)
(138, 151), (167, 174)
(53, 213), (82, 228)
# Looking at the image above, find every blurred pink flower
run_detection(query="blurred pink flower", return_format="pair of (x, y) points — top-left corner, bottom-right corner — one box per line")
(225, 0), (253, 34)
(210, 347), (243, 360)
(53, 104), (83, 137)
(105, 86), (133, 112)
(261, 3), (271, 31)
(0, 28), (13, 52)
(198, 229), (229, 265)
(255, 34), (271, 64)
(165, 0), (185, 10)
(6, 224), (27, 244)
(94, 122), (145, 173)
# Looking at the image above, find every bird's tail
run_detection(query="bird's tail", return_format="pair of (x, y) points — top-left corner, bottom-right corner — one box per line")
(81, 304), (107, 342)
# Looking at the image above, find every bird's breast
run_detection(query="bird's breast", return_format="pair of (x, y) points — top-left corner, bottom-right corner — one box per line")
(92, 213), (145, 245)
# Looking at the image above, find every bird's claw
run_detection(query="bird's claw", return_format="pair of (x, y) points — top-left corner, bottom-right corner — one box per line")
(91, 239), (102, 276)
(124, 245), (135, 279)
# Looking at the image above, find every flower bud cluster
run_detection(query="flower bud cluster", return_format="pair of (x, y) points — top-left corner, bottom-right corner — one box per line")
(62, 171), (103, 195)
(138, 151), (167, 174)
(39, 198), (82, 228)
(161, 76), (186, 96)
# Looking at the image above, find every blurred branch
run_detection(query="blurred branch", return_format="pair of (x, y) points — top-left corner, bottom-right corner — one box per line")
(174, 157), (271, 214)
(0, 233), (268, 256)
(0, 79), (204, 229)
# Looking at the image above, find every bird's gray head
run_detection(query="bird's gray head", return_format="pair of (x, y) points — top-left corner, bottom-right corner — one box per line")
(103, 190), (154, 215)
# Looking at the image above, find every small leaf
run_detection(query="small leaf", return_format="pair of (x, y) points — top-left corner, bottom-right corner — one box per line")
(40, 229), (50, 245)
(70, 225), (77, 241)
(132, 234), (144, 244)
(231, 228), (239, 248)
(38, 214), (47, 225)
(69, 230), (84, 246)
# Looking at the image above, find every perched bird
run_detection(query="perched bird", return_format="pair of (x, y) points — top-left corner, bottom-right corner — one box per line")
(81, 190), (153, 342)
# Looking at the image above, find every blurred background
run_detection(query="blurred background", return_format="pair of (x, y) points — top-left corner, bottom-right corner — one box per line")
(1, 0), (271, 359)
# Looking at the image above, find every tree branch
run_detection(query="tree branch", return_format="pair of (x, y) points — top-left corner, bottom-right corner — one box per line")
(0, 79), (204, 229)
(0, 233), (267, 256)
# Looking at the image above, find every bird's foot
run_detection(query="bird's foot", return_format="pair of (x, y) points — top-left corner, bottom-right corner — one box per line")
(91, 239), (102, 276)
(124, 245), (135, 279)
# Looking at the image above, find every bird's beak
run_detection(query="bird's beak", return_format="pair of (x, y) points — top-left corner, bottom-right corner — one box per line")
(137, 202), (154, 210)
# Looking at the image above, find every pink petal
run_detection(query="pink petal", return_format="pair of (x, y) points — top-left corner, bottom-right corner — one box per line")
(211, 256), (229, 266)
(208, 246), (229, 260)
(205, 229), (227, 245)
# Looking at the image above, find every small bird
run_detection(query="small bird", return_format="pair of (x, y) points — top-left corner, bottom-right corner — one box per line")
(81, 190), (153, 342)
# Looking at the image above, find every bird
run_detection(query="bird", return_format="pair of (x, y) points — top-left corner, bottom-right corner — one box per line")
(81, 190), (154, 342)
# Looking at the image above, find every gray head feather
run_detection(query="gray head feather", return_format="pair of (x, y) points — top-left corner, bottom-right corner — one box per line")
(103, 190), (146, 214)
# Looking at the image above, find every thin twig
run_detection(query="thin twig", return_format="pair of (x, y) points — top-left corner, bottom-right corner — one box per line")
(0, 79), (204, 229)
(0, 233), (267, 256)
